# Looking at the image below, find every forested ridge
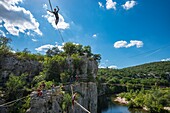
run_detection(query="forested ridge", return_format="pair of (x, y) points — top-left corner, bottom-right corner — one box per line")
(97, 61), (170, 112)
(97, 61), (170, 86)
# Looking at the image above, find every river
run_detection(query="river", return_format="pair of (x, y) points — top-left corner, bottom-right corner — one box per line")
(98, 95), (148, 113)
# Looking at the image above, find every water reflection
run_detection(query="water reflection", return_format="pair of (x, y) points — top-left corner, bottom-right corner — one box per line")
(98, 95), (148, 113)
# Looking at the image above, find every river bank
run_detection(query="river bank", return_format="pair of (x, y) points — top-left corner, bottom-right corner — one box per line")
(114, 96), (129, 104)
(114, 96), (170, 112)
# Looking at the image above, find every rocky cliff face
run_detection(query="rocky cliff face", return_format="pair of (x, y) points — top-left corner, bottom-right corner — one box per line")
(70, 82), (97, 113)
(0, 54), (98, 113)
(27, 55), (98, 113)
(0, 54), (43, 85)
(27, 82), (97, 113)
(66, 56), (98, 79)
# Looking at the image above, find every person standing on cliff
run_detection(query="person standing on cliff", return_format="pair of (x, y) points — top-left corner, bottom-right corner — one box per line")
(72, 93), (77, 109)
(41, 82), (46, 96)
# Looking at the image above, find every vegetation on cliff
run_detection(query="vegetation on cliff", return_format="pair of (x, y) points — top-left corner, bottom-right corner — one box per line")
(0, 36), (101, 113)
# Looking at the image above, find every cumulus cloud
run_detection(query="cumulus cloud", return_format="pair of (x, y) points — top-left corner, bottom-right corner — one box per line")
(42, 5), (69, 30)
(108, 65), (118, 69)
(98, 2), (104, 8)
(92, 34), (97, 38)
(114, 40), (127, 48)
(106, 0), (117, 10)
(35, 43), (64, 53)
(122, 0), (137, 10)
(43, 4), (48, 10)
(35, 44), (55, 52)
(161, 58), (170, 62)
(114, 40), (143, 48)
(0, 0), (42, 36)
(126, 40), (143, 48)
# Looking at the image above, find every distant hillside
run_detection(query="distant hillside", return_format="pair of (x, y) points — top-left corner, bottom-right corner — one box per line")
(121, 61), (170, 78)
(97, 61), (170, 87)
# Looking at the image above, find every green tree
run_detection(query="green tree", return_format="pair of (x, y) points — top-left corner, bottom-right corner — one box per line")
(46, 47), (60, 57)
(83, 45), (92, 57)
(93, 54), (101, 63)
(6, 74), (27, 100)
(60, 72), (70, 83)
(0, 36), (12, 53)
(63, 42), (77, 56)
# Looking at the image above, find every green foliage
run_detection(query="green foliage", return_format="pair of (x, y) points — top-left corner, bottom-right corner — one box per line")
(16, 51), (44, 61)
(18, 96), (31, 113)
(62, 42), (101, 63)
(83, 45), (92, 57)
(93, 54), (101, 63)
(46, 47), (61, 57)
(61, 93), (72, 112)
(63, 42), (77, 56)
(60, 72), (70, 83)
(0, 36), (12, 53)
(44, 55), (67, 82)
(97, 61), (170, 88)
(5, 74), (27, 100)
(32, 72), (46, 85)
(119, 88), (170, 112)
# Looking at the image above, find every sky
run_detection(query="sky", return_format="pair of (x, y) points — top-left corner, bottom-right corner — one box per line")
(0, 0), (170, 69)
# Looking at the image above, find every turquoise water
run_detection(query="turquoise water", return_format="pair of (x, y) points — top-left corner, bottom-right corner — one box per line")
(98, 95), (148, 113)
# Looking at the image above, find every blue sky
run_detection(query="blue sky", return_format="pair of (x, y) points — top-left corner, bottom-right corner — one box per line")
(0, 0), (170, 68)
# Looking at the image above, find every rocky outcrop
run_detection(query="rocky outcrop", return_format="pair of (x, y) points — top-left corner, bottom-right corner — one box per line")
(27, 87), (63, 113)
(0, 54), (43, 85)
(66, 56), (98, 79)
(69, 82), (97, 113)
(27, 82), (97, 113)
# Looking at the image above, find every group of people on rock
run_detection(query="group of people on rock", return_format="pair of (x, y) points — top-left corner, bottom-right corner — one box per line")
(36, 74), (79, 108)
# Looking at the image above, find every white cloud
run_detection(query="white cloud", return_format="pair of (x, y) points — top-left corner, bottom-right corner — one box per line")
(0, 0), (42, 36)
(108, 65), (118, 69)
(99, 65), (106, 68)
(98, 2), (104, 8)
(43, 4), (48, 10)
(11, 50), (16, 53)
(43, 9), (69, 30)
(126, 40), (143, 48)
(106, 0), (117, 10)
(92, 34), (97, 38)
(114, 40), (127, 48)
(35, 43), (64, 53)
(161, 58), (170, 62)
(122, 0), (137, 10)
(0, 29), (6, 36)
(35, 44), (55, 52)
(32, 39), (38, 42)
(114, 40), (143, 48)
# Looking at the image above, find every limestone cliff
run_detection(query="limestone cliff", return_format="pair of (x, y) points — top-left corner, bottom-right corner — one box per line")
(66, 56), (98, 79)
(27, 82), (97, 113)
(70, 82), (97, 113)
(0, 54), (42, 85)
(0, 53), (98, 113)
(27, 55), (98, 113)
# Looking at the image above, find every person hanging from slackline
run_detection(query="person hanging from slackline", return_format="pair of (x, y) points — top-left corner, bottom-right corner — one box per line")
(48, 6), (60, 26)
